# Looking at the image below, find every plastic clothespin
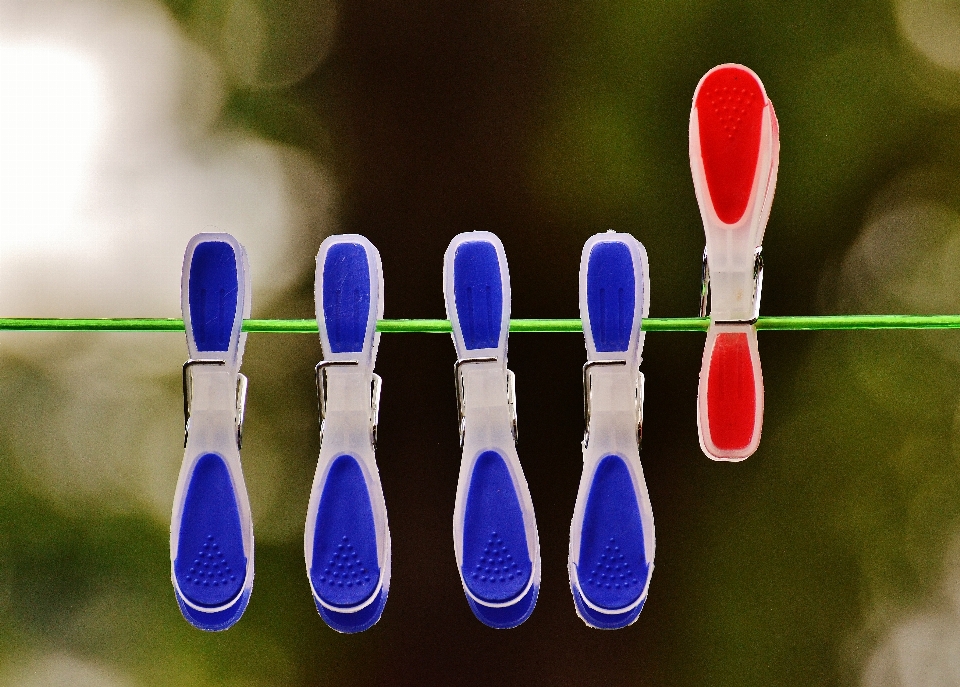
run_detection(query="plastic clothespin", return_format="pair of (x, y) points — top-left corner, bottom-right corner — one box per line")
(171, 233), (255, 631)
(443, 231), (540, 629)
(568, 232), (656, 629)
(304, 235), (391, 633)
(689, 63), (780, 461)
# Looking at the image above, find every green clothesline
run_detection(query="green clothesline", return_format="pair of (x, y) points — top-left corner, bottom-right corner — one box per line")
(2, 315), (960, 333)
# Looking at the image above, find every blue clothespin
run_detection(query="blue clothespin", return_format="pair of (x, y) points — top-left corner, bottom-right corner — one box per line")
(444, 231), (540, 629)
(305, 235), (391, 633)
(569, 231), (655, 629)
(171, 233), (255, 631)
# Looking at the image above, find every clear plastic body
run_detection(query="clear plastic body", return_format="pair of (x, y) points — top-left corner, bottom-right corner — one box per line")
(304, 367), (391, 614)
(454, 362), (540, 608)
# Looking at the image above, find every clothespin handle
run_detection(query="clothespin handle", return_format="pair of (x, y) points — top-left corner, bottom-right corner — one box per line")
(690, 63), (779, 323)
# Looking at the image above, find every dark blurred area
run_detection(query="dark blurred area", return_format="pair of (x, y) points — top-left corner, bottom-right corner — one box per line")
(3, 0), (960, 685)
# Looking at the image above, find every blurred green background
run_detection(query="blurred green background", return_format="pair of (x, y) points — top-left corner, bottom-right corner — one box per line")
(3, 0), (960, 684)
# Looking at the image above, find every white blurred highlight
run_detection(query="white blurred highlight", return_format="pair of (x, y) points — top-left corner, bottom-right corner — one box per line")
(0, 0), (333, 529)
(864, 613), (960, 687)
(842, 202), (960, 312)
(0, 43), (105, 256)
(0, 0), (331, 318)
(191, 0), (338, 89)
(844, 186), (960, 686)
(898, 0), (960, 73)
(1, 653), (135, 687)
(864, 533), (960, 687)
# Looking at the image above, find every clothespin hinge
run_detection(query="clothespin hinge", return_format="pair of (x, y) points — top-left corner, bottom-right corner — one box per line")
(700, 246), (764, 324)
(182, 359), (247, 450)
(454, 356), (518, 448)
(315, 360), (381, 449)
(582, 359), (643, 450)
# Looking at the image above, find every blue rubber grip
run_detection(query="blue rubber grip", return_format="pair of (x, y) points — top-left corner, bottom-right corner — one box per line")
(586, 242), (637, 353)
(461, 451), (532, 603)
(310, 455), (380, 608)
(322, 243), (372, 354)
(453, 242), (503, 350)
(576, 454), (649, 611)
(174, 453), (247, 608)
(189, 242), (239, 353)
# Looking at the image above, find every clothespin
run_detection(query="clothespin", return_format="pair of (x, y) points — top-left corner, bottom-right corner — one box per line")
(304, 235), (391, 633)
(444, 231), (540, 629)
(689, 64), (780, 461)
(568, 231), (656, 629)
(171, 233), (255, 631)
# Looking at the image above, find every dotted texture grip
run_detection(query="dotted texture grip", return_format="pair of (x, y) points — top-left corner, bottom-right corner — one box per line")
(174, 453), (246, 607)
(696, 66), (765, 225)
(453, 242), (503, 350)
(310, 455), (380, 608)
(189, 242), (239, 352)
(462, 451), (532, 603)
(706, 332), (757, 451)
(322, 243), (372, 354)
(586, 241), (637, 353)
(576, 455), (649, 611)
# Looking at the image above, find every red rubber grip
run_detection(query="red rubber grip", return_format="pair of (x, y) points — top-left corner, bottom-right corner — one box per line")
(705, 332), (757, 452)
(695, 66), (765, 225)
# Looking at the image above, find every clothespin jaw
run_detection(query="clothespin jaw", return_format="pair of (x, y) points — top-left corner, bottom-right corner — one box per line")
(304, 234), (391, 633)
(690, 64), (779, 461)
(569, 232), (656, 629)
(171, 233), (255, 631)
(444, 231), (540, 629)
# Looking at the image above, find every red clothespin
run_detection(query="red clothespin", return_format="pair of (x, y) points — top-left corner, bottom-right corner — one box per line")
(689, 64), (780, 461)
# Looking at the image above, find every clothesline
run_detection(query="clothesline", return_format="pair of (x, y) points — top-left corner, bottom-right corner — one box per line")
(2, 315), (960, 333)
